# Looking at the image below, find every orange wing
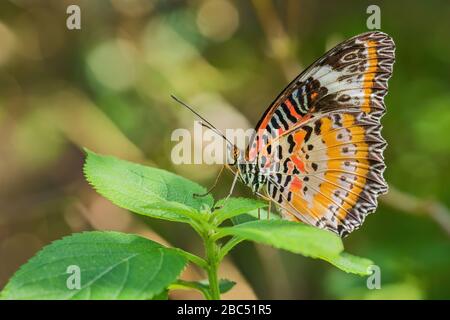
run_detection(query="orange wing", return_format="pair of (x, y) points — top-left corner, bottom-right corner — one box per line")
(255, 32), (395, 236)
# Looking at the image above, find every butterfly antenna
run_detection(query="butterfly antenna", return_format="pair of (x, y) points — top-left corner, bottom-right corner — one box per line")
(170, 95), (235, 147)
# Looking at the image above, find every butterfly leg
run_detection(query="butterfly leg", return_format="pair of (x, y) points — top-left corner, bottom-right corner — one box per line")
(213, 170), (239, 210)
(194, 165), (224, 198)
(255, 191), (274, 220)
(224, 170), (239, 202)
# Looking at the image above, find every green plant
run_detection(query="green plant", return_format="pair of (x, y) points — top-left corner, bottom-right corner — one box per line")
(0, 150), (374, 300)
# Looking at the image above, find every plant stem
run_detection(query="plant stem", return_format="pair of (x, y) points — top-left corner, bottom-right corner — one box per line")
(218, 236), (243, 261)
(205, 236), (221, 300)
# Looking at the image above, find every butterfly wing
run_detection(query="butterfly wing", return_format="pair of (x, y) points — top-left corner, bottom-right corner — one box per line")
(253, 31), (395, 236)
(266, 111), (387, 236)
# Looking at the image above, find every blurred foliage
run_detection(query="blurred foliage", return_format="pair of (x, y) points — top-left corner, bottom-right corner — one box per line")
(0, 0), (449, 299)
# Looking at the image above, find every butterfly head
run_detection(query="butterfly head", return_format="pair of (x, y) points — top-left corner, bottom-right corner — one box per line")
(228, 144), (241, 165)
(224, 143), (264, 193)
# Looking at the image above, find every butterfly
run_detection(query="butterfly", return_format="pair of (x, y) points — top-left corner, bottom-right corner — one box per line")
(174, 31), (395, 237)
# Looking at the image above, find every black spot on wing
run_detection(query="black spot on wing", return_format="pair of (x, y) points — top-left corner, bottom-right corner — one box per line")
(274, 109), (289, 130)
(281, 102), (297, 123)
(314, 119), (322, 135)
(303, 126), (312, 143)
(287, 135), (295, 153)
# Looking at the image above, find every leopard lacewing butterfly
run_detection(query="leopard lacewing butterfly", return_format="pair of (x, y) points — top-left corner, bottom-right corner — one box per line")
(175, 31), (395, 237)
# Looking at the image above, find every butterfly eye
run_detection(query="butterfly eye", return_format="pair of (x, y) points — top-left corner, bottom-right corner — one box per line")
(232, 149), (239, 163)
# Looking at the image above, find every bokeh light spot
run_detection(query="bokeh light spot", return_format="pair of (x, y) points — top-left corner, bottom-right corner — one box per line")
(87, 39), (137, 91)
(0, 22), (16, 66)
(196, 0), (239, 42)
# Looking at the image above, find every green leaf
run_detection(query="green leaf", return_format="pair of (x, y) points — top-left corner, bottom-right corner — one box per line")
(219, 278), (236, 293)
(1, 231), (187, 300)
(214, 197), (267, 223)
(217, 220), (374, 275)
(197, 278), (236, 294)
(152, 290), (169, 300)
(217, 219), (343, 261)
(83, 149), (213, 223)
(326, 253), (374, 276)
(231, 208), (281, 225)
(169, 279), (235, 298)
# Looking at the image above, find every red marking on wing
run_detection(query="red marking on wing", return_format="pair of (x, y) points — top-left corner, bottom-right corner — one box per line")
(291, 155), (305, 172)
(290, 176), (302, 192)
(285, 99), (302, 119)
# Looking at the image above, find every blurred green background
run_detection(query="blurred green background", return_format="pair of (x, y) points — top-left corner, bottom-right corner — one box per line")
(0, 0), (449, 299)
